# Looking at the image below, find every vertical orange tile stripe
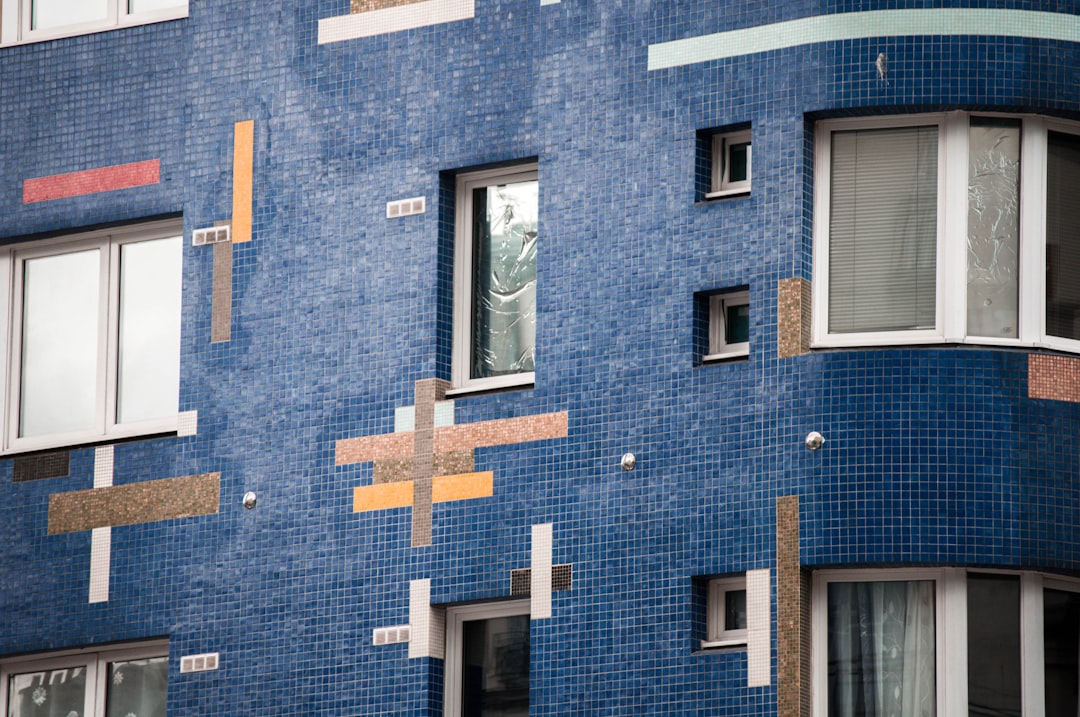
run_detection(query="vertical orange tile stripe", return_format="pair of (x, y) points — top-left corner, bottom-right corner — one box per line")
(232, 120), (254, 243)
(353, 472), (494, 512)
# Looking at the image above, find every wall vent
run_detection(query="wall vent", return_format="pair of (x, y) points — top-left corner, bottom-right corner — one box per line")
(192, 226), (231, 246)
(386, 196), (425, 219)
(373, 624), (411, 645)
(180, 652), (219, 673)
(510, 564), (574, 596)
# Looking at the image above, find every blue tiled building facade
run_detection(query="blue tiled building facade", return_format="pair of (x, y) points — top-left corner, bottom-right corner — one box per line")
(2, 1), (1080, 715)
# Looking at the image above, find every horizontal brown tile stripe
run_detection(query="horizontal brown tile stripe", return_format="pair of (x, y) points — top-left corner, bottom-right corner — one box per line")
(1029, 354), (1080, 403)
(373, 451), (474, 484)
(351, 0), (426, 13)
(14, 451), (70, 482)
(336, 431), (413, 465)
(48, 473), (220, 535)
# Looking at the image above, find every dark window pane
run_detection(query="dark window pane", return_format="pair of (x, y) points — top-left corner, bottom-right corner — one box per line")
(1045, 588), (1080, 717)
(725, 303), (749, 345)
(725, 589), (747, 631)
(461, 615), (529, 717)
(105, 657), (167, 717)
(1046, 131), (1080, 341)
(728, 142), (750, 183)
(967, 573), (1021, 716)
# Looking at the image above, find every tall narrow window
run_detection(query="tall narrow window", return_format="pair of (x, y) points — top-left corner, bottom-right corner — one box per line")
(966, 573), (1021, 715)
(445, 601), (530, 717)
(1045, 130), (1080, 342)
(1044, 587), (1080, 716)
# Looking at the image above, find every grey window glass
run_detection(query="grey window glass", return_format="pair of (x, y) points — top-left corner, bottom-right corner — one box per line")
(725, 588), (747, 631)
(461, 615), (529, 717)
(470, 180), (538, 380)
(19, 249), (101, 438)
(828, 126), (938, 333)
(116, 236), (182, 424)
(127, 0), (181, 11)
(966, 118), (1020, 338)
(967, 573), (1021, 716)
(105, 657), (167, 717)
(728, 142), (750, 183)
(7, 666), (86, 717)
(725, 303), (749, 345)
(32, 0), (108, 29)
(1044, 588), (1080, 717)
(827, 580), (936, 717)
(1046, 130), (1080, 341)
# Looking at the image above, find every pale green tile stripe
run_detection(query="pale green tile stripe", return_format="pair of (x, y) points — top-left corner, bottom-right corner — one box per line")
(648, 9), (1080, 70)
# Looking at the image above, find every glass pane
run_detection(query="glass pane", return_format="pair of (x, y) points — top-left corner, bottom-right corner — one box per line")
(105, 657), (167, 717)
(967, 118), (1020, 338)
(1046, 131), (1080, 341)
(461, 615), (529, 717)
(117, 237), (183, 425)
(32, 0), (108, 30)
(967, 573), (1021, 716)
(1044, 588), (1080, 717)
(725, 303), (749, 345)
(470, 180), (538, 380)
(828, 126), (938, 333)
(20, 249), (101, 438)
(728, 142), (750, 183)
(725, 589), (747, 631)
(127, 0), (182, 12)
(827, 580), (936, 717)
(7, 666), (87, 717)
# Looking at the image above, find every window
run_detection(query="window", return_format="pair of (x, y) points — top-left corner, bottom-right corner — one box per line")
(813, 113), (1080, 353)
(0, 0), (186, 45)
(705, 291), (749, 361)
(813, 569), (1080, 717)
(453, 165), (538, 392)
(703, 576), (747, 648)
(1, 220), (183, 454)
(0, 642), (167, 717)
(444, 600), (530, 717)
(708, 130), (752, 198)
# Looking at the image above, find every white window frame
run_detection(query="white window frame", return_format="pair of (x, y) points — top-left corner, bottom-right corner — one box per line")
(813, 112), (1080, 354)
(705, 291), (749, 361)
(706, 129), (751, 198)
(0, 641), (167, 717)
(0, 219), (182, 455)
(451, 164), (539, 394)
(444, 599), (530, 717)
(702, 576), (747, 648)
(0, 0), (187, 46)
(812, 568), (1080, 717)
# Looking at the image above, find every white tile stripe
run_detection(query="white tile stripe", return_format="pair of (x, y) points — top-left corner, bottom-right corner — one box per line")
(746, 568), (771, 687)
(648, 9), (1080, 70)
(318, 0), (474, 44)
(530, 523), (553, 619)
(409, 578), (445, 659)
(89, 446), (115, 603)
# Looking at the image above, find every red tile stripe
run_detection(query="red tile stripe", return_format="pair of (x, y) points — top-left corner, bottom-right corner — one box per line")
(23, 159), (161, 204)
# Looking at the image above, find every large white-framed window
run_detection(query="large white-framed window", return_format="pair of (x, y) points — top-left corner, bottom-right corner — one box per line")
(0, 219), (183, 455)
(0, 0), (186, 46)
(0, 641), (167, 717)
(444, 600), (530, 717)
(452, 165), (538, 393)
(813, 568), (1080, 717)
(813, 112), (1080, 354)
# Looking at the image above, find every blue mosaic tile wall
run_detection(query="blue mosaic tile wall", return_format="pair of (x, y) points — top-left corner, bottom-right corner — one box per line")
(2, 0), (1080, 714)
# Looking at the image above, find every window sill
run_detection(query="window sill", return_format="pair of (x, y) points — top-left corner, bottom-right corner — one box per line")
(2, 422), (179, 457)
(1, 7), (187, 47)
(703, 349), (749, 363)
(446, 372), (535, 397)
(699, 638), (747, 650)
(704, 188), (750, 200)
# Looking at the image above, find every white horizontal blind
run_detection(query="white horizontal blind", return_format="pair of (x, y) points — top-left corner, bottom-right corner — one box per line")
(828, 126), (938, 333)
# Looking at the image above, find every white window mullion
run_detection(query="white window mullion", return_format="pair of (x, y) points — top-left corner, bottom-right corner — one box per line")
(1021, 117), (1048, 346)
(941, 568), (968, 717)
(1, 0), (19, 43)
(941, 112), (968, 342)
(86, 657), (101, 717)
(100, 240), (118, 436)
(1022, 572), (1046, 717)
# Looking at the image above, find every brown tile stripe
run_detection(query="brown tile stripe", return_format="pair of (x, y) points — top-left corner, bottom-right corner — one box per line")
(412, 378), (449, 547)
(335, 412), (569, 465)
(351, 0), (427, 14)
(1029, 354), (1080, 402)
(509, 565), (573, 596)
(373, 451), (474, 484)
(776, 495), (809, 717)
(211, 240), (232, 343)
(48, 473), (221, 535)
(13, 451), (70, 483)
(778, 277), (812, 359)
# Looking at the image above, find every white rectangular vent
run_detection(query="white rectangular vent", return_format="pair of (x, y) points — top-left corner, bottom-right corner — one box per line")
(180, 652), (220, 673)
(373, 624), (411, 645)
(386, 196), (425, 219)
(192, 226), (231, 246)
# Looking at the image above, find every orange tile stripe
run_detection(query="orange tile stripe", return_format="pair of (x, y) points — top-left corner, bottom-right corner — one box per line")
(336, 411), (568, 465)
(1029, 353), (1080, 402)
(354, 471), (494, 512)
(231, 120), (254, 243)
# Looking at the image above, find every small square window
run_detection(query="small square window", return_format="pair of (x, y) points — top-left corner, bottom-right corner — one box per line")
(704, 577), (747, 648)
(705, 291), (749, 361)
(707, 130), (751, 198)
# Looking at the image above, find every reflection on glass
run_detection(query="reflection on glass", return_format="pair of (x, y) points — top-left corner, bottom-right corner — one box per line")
(471, 180), (538, 380)
(967, 118), (1020, 338)
(725, 303), (749, 345)
(827, 580), (936, 717)
(20, 250), (101, 438)
(967, 573), (1021, 716)
(105, 657), (167, 717)
(117, 237), (182, 425)
(7, 666), (86, 717)
(127, 0), (183, 13)
(1045, 131), (1080, 341)
(725, 589), (747, 631)
(32, 0), (108, 30)
(461, 615), (529, 717)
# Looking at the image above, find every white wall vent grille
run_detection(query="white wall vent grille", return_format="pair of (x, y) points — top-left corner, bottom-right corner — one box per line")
(180, 652), (220, 673)
(373, 624), (411, 645)
(386, 196), (426, 219)
(192, 226), (231, 246)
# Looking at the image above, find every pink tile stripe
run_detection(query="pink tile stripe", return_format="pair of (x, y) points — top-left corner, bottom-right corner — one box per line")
(23, 159), (161, 204)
